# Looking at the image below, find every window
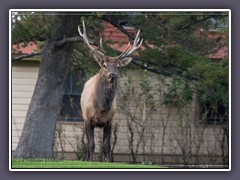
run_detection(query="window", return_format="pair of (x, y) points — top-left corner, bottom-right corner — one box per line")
(200, 102), (228, 125)
(59, 71), (85, 122)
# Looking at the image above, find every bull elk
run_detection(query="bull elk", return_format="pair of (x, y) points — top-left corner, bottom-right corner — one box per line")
(78, 20), (143, 161)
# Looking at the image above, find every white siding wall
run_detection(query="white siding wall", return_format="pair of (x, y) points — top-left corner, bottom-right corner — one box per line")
(12, 61), (39, 150)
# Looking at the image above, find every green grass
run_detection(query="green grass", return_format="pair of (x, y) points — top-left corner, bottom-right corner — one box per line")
(12, 159), (162, 169)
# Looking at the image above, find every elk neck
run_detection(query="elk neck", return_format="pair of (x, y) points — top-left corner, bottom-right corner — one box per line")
(94, 71), (117, 112)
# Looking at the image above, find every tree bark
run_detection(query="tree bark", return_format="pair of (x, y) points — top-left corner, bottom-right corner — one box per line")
(13, 15), (80, 159)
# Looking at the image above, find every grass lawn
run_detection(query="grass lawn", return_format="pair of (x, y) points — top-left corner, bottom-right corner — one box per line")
(12, 159), (162, 169)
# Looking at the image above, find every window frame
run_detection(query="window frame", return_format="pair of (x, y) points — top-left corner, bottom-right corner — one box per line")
(59, 71), (84, 122)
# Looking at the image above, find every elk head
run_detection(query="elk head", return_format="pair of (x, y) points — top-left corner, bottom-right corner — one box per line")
(78, 20), (143, 82)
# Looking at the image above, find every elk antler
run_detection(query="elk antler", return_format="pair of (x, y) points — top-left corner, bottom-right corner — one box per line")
(78, 20), (105, 56)
(78, 20), (142, 59)
(117, 29), (143, 59)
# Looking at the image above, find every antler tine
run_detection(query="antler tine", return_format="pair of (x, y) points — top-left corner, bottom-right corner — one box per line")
(100, 38), (103, 49)
(78, 20), (84, 36)
(117, 29), (143, 59)
(78, 20), (105, 56)
(125, 29), (143, 56)
(99, 38), (106, 54)
(117, 42), (131, 59)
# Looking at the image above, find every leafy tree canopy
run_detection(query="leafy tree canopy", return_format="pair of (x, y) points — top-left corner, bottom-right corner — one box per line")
(11, 11), (229, 123)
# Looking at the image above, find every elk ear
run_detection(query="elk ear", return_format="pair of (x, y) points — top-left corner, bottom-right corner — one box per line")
(92, 52), (105, 66)
(120, 57), (133, 67)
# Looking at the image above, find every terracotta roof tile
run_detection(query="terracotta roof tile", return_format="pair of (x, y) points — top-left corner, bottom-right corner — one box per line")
(208, 46), (228, 59)
(12, 42), (38, 54)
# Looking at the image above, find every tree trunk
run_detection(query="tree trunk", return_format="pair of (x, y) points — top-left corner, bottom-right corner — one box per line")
(13, 15), (80, 159)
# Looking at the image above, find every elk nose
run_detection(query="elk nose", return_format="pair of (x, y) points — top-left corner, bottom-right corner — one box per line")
(109, 73), (117, 79)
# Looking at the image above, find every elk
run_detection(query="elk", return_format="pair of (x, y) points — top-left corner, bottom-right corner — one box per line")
(78, 20), (142, 161)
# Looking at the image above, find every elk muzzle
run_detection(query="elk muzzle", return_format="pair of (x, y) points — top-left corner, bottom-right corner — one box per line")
(109, 73), (117, 82)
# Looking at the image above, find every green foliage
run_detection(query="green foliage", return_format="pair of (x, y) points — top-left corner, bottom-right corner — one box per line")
(139, 48), (164, 61)
(140, 70), (151, 94)
(12, 12), (59, 44)
(163, 76), (193, 108)
(139, 69), (155, 108)
(188, 59), (228, 105)
(120, 69), (156, 113)
(130, 13), (228, 120)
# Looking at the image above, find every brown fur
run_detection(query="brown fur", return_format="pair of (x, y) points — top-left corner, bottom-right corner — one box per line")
(81, 56), (135, 161)
(81, 70), (117, 128)
(78, 20), (142, 162)
(81, 56), (134, 161)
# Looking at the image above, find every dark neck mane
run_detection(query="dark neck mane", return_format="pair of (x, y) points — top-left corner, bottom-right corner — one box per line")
(94, 74), (117, 112)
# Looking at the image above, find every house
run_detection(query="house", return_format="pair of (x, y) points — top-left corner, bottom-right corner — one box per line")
(11, 21), (229, 166)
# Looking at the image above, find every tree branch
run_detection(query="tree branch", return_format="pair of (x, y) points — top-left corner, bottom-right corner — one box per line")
(55, 36), (99, 47)
(173, 15), (215, 31)
(12, 52), (41, 62)
(132, 59), (199, 81)
(56, 36), (82, 46)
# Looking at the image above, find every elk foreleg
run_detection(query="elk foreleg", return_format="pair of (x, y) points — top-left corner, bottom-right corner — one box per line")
(85, 121), (95, 161)
(103, 121), (112, 162)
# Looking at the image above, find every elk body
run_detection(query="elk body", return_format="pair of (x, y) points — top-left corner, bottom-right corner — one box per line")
(78, 20), (142, 161)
